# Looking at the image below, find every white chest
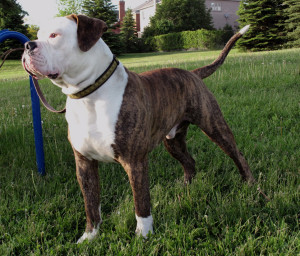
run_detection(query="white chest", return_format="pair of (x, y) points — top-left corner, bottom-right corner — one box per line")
(65, 69), (127, 162)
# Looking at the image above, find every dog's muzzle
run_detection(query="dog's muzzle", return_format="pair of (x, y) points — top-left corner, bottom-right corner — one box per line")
(22, 42), (59, 80)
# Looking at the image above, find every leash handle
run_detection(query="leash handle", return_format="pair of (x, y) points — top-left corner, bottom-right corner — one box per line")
(32, 78), (66, 113)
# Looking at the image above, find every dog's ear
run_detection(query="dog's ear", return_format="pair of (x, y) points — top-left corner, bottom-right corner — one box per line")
(66, 14), (108, 52)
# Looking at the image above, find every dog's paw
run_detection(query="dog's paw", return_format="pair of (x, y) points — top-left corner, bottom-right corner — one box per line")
(76, 226), (99, 244)
(135, 215), (154, 238)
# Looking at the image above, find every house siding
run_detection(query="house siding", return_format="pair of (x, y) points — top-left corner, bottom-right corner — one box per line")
(139, 4), (156, 33)
(206, 0), (240, 30)
(131, 0), (241, 34)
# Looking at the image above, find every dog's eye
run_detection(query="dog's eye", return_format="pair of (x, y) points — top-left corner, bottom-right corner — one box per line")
(49, 33), (57, 38)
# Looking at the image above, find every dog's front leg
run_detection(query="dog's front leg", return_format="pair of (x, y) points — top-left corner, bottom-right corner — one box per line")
(72, 148), (101, 244)
(122, 160), (153, 238)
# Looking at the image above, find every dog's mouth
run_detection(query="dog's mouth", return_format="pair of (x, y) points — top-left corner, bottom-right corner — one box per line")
(22, 55), (59, 80)
(47, 73), (59, 79)
(22, 60), (36, 78)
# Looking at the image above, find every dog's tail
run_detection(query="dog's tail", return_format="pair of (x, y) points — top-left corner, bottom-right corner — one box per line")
(192, 25), (250, 79)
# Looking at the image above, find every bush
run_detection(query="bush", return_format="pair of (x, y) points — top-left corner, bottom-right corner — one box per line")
(220, 24), (234, 44)
(153, 29), (224, 51)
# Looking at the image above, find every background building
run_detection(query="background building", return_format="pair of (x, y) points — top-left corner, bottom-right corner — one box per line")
(118, 0), (241, 36)
(205, 0), (240, 29)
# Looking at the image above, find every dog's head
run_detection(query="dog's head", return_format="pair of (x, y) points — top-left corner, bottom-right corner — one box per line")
(22, 14), (107, 81)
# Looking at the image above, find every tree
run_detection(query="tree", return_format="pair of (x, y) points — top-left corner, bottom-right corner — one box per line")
(57, 0), (84, 17)
(82, 0), (118, 27)
(82, 0), (123, 55)
(221, 24), (234, 44)
(121, 9), (139, 53)
(0, 0), (29, 59)
(144, 0), (212, 37)
(0, 0), (28, 33)
(237, 0), (287, 51)
(284, 0), (300, 48)
(27, 25), (39, 40)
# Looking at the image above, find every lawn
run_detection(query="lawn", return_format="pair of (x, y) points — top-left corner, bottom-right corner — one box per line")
(0, 48), (299, 255)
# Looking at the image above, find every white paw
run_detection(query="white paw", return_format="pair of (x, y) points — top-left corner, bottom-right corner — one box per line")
(76, 225), (99, 244)
(135, 215), (154, 238)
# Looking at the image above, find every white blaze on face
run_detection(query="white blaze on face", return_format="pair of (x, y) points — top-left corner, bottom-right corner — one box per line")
(22, 17), (79, 81)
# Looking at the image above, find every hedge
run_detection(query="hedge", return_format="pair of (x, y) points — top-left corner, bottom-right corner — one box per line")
(153, 29), (224, 51)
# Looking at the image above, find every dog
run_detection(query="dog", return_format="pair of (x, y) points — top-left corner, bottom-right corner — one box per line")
(22, 14), (255, 243)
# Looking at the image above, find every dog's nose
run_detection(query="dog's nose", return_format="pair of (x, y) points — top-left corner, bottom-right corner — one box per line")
(25, 41), (37, 51)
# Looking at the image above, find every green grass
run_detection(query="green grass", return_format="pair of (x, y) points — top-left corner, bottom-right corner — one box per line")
(0, 60), (28, 80)
(0, 48), (299, 255)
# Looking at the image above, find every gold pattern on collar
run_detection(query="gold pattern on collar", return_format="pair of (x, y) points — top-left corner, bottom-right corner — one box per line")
(69, 57), (119, 99)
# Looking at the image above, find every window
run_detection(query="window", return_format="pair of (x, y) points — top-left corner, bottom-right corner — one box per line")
(211, 3), (222, 12)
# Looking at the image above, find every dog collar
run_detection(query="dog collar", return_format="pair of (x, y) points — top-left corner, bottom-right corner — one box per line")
(68, 56), (119, 99)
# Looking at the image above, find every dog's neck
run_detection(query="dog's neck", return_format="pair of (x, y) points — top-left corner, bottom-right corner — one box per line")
(51, 38), (115, 95)
(68, 56), (119, 99)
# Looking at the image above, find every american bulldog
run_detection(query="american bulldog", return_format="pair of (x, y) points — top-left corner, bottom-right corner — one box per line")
(22, 14), (254, 243)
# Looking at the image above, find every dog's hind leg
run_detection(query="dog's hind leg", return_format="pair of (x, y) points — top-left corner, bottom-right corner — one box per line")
(196, 98), (255, 184)
(163, 122), (196, 184)
(72, 149), (101, 243)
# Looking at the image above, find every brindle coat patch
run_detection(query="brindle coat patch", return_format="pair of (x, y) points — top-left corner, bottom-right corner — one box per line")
(112, 67), (255, 218)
